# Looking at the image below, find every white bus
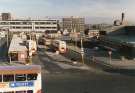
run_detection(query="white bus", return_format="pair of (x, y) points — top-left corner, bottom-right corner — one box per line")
(0, 65), (41, 93)
(26, 40), (37, 56)
(52, 40), (67, 53)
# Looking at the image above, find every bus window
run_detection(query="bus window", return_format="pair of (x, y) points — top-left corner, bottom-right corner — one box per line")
(27, 73), (38, 81)
(15, 74), (26, 81)
(27, 90), (33, 93)
(0, 75), (2, 82)
(3, 91), (14, 93)
(16, 91), (26, 93)
(3, 75), (14, 82)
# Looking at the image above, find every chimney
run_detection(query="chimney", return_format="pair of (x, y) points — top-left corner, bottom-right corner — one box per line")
(121, 12), (125, 25)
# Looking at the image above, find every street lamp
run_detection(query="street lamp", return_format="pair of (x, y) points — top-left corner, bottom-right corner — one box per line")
(81, 36), (84, 65)
(108, 51), (112, 64)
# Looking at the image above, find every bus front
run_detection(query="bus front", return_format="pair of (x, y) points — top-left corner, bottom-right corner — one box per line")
(0, 65), (41, 93)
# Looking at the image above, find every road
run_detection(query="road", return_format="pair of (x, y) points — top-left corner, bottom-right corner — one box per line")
(33, 46), (135, 93)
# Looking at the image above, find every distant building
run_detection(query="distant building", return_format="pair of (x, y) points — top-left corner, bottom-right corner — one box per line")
(1, 13), (11, 21)
(0, 19), (58, 32)
(62, 17), (85, 32)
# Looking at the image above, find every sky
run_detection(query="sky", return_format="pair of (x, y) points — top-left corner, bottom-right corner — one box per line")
(0, 0), (134, 23)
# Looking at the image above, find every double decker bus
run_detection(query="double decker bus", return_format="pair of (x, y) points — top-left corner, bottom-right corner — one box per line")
(0, 65), (41, 93)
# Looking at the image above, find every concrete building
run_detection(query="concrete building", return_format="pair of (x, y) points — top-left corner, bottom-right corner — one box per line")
(1, 13), (11, 21)
(62, 17), (85, 32)
(0, 19), (58, 32)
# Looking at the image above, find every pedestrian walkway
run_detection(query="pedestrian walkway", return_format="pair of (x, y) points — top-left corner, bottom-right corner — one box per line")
(45, 51), (91, 70)
(67, 45), (135, 70)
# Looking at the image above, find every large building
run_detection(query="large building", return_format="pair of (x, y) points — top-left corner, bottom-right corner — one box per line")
(62, 17), (85, 32)
(0, 19), (58, 32)
(1, 13), (11, 21)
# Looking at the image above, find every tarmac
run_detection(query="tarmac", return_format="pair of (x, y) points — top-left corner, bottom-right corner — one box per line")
(45, 51), (91, 71)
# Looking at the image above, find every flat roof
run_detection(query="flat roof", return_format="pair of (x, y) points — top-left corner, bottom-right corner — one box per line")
(8, 35), (28, 53)
(0, 65), (41, 74)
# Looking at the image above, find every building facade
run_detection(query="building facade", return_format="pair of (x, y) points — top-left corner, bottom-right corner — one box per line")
(62, 17), (85, 32)
(0, 20), (58, 32)
(1, 13), (11, 21)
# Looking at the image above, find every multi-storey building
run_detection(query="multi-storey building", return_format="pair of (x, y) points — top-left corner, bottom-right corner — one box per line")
(0, 19), (58, 32)
(62, 17), (85, 32)
(1, 13), (11, 21)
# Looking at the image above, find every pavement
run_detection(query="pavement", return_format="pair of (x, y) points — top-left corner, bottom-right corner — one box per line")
(45, 51), (90, 70)
(68, 45), (135, 70)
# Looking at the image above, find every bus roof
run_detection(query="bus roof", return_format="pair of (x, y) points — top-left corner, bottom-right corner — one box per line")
(0, 65), (41, 74)
(8, 35), (28, 53)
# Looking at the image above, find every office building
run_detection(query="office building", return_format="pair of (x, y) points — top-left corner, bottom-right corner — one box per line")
(62, 17), (85, 32)
(0, 19), (58, 32)
(1, 13), (11, 21)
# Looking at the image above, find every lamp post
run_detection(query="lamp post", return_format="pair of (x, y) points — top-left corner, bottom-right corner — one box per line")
(6, 29), (9, 48)
(81, 37), (84, 65)
(108, 51), (112, 64)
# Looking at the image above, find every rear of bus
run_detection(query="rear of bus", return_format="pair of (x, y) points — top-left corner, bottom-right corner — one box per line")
(0, 65), (41, 93)
(59, 41), (67, 53)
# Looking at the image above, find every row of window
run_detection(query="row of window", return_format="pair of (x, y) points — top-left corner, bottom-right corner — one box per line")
(35, 27), (57, 29)
(0, 90), (33, 93)
(0, 73), (38, 82)
(9, 26), (57, 29)
(0, 22), (57, 25)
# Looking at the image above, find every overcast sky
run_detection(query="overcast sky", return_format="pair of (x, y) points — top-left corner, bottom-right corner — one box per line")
(0, 0), (134, 23)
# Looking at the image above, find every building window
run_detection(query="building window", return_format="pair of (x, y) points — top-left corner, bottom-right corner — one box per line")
(52, 22), (57, 24)
(23, 27), (32, 29)
(40, 22), (45, 25)
(35, 22), (39, 25)
(40, 27), (45, 29)
(35, 27), (40, 29)
(3, 92), (14, 93)
(27, 73), (38, 81)
(16, 91), (26, 93)
(15, 74), (26, 81)
(27, 90), (33, 93)
(10, 22), (15, 25)
(16, 27), (21, 29)
(3, 75), (14, 82)
(46, 22), (51, 24)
